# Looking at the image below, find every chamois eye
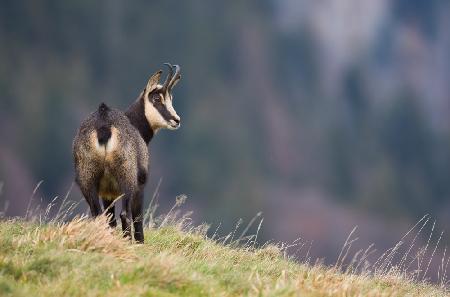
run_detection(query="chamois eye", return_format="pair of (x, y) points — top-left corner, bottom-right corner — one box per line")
(153, 94), (162, 102)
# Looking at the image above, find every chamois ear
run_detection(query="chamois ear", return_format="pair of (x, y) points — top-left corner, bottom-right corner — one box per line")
(145, 70), (162, 94)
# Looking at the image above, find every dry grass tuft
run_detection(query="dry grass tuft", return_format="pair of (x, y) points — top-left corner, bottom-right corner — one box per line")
(18, 215), (135, 260)
(255, 244), (282, 260)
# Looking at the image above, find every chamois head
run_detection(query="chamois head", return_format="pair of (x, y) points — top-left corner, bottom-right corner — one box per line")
(143, 63), (181, 131)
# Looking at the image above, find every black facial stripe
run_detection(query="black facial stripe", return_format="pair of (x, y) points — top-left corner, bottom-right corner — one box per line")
(154, 101), (176, 122)
(148, 91), (177, 122)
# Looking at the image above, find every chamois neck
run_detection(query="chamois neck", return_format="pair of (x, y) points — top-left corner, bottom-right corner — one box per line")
(125, 96), (154, 144)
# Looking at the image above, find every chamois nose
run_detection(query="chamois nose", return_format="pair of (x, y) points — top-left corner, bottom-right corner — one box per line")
(173, 118), (180, 124)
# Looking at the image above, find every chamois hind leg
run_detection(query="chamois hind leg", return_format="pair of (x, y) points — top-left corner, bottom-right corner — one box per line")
(102, 198), (117, 228)
(120, 192), (133, 239)
(80, 185), (102, 217)
(132, 190), (144, 244)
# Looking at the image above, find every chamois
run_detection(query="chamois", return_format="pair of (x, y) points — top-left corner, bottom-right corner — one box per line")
(72, 63), (181, 243)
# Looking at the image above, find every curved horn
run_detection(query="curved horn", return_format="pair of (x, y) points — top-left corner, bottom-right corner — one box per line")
(168, 64), (181, 90)
(161, 63), (174, 93)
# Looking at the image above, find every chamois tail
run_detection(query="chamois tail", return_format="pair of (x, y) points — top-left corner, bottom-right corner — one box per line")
(96, 103), (112, 145)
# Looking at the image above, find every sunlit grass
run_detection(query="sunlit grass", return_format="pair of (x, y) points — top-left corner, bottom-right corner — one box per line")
(0, 191), (448, 296)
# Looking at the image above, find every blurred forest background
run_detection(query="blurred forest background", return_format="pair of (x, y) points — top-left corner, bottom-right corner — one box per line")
(1, 0), (450, 270)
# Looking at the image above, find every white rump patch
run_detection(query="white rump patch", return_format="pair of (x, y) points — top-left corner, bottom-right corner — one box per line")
(90, 126), (119, 157)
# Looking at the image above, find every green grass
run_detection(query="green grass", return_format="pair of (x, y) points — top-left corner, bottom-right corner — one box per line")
(0, 215), (447, 296)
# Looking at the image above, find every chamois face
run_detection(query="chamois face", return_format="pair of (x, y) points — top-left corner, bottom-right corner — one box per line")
(143, 64), (181, 131)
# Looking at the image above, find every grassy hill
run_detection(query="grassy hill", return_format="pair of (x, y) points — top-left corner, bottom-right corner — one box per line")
(0, 214), (447, 296)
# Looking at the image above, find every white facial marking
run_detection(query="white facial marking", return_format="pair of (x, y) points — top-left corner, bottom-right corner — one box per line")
(144, 95), (166, 131)
(165, 96), (180, 130)
(165, 95), (180, 122)
(144, 93), (180, 131)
